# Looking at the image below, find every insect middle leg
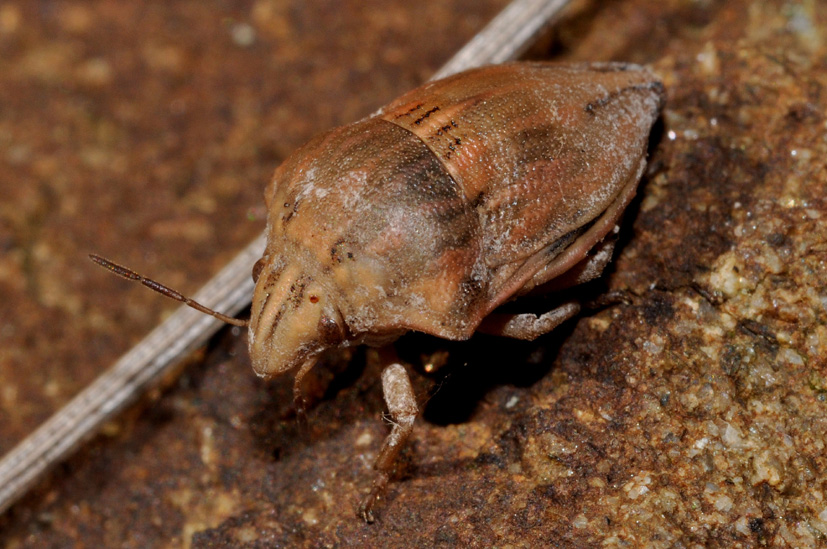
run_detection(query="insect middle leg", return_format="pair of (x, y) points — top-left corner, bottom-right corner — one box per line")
(477, 302), (581, 340)
(478, 232), (621, 340)
(359, 355), (418, 523)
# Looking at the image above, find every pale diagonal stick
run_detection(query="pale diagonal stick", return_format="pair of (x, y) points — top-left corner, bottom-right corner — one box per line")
(0, 0), (571, 515)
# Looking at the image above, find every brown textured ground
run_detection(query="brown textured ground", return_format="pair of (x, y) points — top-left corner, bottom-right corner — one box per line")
(1, 0), (826, 547)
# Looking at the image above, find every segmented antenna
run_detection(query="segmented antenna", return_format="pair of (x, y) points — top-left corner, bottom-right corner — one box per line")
(89, 254), (250, 327)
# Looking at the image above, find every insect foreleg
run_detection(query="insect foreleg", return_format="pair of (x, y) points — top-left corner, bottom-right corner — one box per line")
(293, 357), (317, 425)
(359, 358), (418, 523)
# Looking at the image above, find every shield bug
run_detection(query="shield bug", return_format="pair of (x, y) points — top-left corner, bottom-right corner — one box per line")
(93, 62), (664, 521)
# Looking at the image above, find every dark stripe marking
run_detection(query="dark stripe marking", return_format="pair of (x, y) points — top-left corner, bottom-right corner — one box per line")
(413, 106), (440, 126)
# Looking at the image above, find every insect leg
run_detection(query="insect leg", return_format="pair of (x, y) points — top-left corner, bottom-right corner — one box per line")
(292, 357), (317, 426)
(547, 230), (619, 290)
(476, 229), (621, 340)
(477, 302), (581, 340)
(359, 359), (418, 523)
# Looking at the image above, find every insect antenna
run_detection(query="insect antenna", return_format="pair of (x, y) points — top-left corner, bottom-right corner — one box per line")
(89, 254), (250, 327)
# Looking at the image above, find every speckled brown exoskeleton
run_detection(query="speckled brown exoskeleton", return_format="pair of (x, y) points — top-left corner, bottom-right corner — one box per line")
(92, 62), (664, 522)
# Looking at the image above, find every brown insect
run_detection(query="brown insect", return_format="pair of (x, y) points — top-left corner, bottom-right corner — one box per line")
(92, 62), (664, 522)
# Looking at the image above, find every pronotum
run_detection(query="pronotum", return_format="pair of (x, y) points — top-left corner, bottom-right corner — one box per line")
(93, 61), (664, 521)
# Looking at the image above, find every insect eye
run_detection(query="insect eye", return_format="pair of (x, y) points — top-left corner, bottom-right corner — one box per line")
(252, 258), (266, 283)
(318, 314), (344, 346)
